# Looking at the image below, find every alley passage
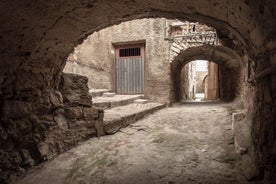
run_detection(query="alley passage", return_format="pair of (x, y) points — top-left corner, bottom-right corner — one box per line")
(15, 103), (249, 184)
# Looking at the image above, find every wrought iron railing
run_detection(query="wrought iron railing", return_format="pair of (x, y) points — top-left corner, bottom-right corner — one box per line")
(169, 31), (220, 46)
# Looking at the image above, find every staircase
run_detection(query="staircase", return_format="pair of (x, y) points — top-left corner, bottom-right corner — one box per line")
(90, 89), (165, 135)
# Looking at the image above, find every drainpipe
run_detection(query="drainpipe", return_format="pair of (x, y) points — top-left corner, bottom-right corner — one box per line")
(164, 19), (169, 40)
(248, 64), (276, 82)
(73, 60), (76, 74)
(73, 51), (78, 74)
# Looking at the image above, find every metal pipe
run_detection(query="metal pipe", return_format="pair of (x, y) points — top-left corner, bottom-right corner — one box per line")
(248, 64), (276, 82)
(173, 32), (216, 37)
(164, 19), (169, 39)
(255, 65), (276, 80)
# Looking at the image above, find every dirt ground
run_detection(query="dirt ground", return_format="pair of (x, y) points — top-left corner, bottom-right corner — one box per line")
(14, 102), (249, 184)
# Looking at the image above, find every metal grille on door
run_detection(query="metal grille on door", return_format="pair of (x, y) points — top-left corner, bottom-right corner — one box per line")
(115, 45), (144, 94)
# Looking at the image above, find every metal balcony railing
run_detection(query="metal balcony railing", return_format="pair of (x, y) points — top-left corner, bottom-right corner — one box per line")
(169, 32), (220, 46)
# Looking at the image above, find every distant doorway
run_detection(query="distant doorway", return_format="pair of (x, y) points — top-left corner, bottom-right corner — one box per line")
(181, 60), (219, 102)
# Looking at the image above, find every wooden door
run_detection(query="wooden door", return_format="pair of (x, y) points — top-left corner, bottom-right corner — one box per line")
(115, 44), (144, 94)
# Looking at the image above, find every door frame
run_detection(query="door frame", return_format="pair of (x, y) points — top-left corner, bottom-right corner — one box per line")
(114, 43), (145, 94)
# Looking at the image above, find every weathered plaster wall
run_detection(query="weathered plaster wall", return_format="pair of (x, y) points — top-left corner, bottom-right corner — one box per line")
(64, 18), (171, 103)
(64, 19), (219, 103)
(64, 54), (111, 89)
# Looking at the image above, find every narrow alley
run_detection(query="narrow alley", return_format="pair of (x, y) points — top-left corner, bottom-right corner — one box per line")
(1, 1), (276, 183)
(15, 103), (249, 184)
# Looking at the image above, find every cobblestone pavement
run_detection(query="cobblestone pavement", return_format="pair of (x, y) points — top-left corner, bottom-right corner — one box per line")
(15, 103), (249, 184)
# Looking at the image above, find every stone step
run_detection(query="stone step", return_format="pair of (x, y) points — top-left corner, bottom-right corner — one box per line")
(89, 89), (110, 97)
(102, 92), (116, 97)
(134, 99), (148, 104)
(103, 103), (165, 134)
(93, 94), (144, 109)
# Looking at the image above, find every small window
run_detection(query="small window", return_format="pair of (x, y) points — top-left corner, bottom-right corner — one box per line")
(119, 47), (141, 57)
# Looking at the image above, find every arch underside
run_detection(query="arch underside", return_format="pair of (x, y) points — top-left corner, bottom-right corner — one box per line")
(1, 0), (273, 92)
(171, 45), (243, 102)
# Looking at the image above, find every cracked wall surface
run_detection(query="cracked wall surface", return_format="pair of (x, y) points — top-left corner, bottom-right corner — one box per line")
(0, 0), (275, 183)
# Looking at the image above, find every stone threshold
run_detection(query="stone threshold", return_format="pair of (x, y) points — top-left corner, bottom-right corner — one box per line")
(89, 88), (110, 97)
(103, 103), (165, 134)
(92, 94), (144, 109)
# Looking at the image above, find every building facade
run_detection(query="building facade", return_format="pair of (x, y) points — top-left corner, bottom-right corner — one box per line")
(64, 18), (222, 103)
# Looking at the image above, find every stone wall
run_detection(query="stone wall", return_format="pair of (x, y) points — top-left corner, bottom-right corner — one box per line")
(65, 56), (111, 89)
(180, 62), (196, 100)
(219, 65), (242, 101)
(195, 71), (208, 93)
(64, 18), (171, 103)
(251, 60), (276, 181)
(0, 73), (103, 183)
(171, 45), (244, 103)
(180, 64), (190, 100)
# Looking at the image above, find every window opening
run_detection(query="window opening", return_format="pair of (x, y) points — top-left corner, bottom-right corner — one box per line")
(119, 47), (141, 57)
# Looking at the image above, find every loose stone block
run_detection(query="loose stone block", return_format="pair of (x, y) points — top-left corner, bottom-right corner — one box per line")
(65, 107), (83, 120)
(59, 73), (92, 107)
(232, 111), (251, 154)
(50, 90), (63, 108)
(54, 114), (68, 130)
(37, 142), (49, 157)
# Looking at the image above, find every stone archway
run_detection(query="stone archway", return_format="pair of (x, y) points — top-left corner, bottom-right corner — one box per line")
(1, 0), (273, 96)
(170, 45), (243, 102)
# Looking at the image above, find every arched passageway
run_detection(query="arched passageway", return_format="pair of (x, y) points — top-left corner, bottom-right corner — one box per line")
(180, 60), (220, 102)
(171, 45), (243, 103)
(1, 0), (272, 90)
(0, 1), (275, 183)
